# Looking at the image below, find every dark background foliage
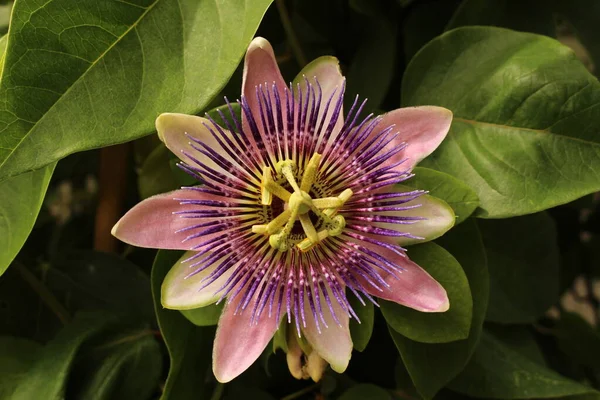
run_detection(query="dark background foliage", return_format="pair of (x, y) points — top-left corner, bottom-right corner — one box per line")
(1, 0), (600, 399)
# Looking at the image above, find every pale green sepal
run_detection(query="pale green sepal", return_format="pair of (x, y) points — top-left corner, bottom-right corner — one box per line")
(161, 250), (232, 310)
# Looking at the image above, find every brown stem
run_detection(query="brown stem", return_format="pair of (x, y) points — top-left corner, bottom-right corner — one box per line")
(94, 143), (129, 253)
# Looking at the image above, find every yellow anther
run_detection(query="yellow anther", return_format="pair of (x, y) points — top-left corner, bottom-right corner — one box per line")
(338, 188), (353, 203)
(252, 225), (268, 234)
(323, 188), (353, 218)
(260, 167), (273, 205)
(297, 230), (330, 252)
(299, 214), (319, 244)
(300, 153), (322, 192)
(312, 197), (343, 209)
(262, 166), (292, 202)
(259, 209), (292, 235)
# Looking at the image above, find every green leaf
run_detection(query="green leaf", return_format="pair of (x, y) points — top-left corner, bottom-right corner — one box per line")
(0, 164), (55, 276)
(389, 220), (489, 399)
(10, 312), (117, 400)
(138, 145), (177, 199)
(406, 167), (479, 224)
(152, 250), (215, 400)
(0, 337), (42, 398)
(555, 311), (600, 370)
(345, 7), (396, 113)
(449, 331), (599, 399)
(402, 0), (462, 62)
(338, 384), (392, 400)
(381, 242), (472, 343)
(447, 0), (599, 75)
(486, 324), (545, 366)
(181, 303), (224, 327)
(403, 26), (600, 218)
(348, 294), (374, 352)
(0, 265), (64, 341)
(0, 0), (273, 180)
(478, 213), (560, 324)
(71, 331), (162, 400)
(46, 251), (154, 319)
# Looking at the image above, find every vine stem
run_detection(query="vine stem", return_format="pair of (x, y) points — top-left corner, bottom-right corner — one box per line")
(15, 262), (71, 325)
(275, 0), (307, 68)
(281, 383), (320, 400)
(209, 383), (224, 400)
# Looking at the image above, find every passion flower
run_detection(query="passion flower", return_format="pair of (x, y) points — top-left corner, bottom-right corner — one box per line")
(112, 37), (455, 383)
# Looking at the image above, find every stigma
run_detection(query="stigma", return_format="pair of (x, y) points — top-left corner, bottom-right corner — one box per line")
(251, 153), (352, 252)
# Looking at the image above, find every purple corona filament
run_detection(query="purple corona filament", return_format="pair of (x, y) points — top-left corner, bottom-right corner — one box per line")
(172, 78), (425, 329)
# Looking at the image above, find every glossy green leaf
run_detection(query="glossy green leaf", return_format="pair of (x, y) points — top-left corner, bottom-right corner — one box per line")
(72, 332), (162, 400)
(0, 0), (273, 180)
(390, 220), (488, 399)
(449, 331), (599, 399)
(339, 384), (392, 400)
(0, 163), (55, 276)
(381, 242), (472, 343)
(0, 337), (42, 398)
(348, 294), (374, 352)
(181, 303), (224, 327)
(448, 0), (600, 75)
(10, 312), (117, 400)
(152, 250), (215, 400)
(406, 167), (479, 224)
(403, 26), (600, 218)
(478, 213), (560, 324)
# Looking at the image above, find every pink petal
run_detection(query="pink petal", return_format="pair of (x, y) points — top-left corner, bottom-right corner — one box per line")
(156, 113), (252, 177)
(301, 289), (352, 373)
(358, 246), (449, 312)
(213, 293), (282, 382)
(111, 189), (242, 250)
(242, 37), (287, 129)
(161, 251), (234, 309)
(294, 56), (345, 152)
(371, 106), (453, 172)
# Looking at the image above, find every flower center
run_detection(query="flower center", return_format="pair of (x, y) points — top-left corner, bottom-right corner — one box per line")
(251, 153), (353, 252)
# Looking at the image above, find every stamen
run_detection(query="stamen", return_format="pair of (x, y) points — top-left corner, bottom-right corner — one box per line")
(261, 166), (291, 202)
(300, 153), (321, 192)
(277, 160), (301, 193)
(170, 78), (434, 332)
